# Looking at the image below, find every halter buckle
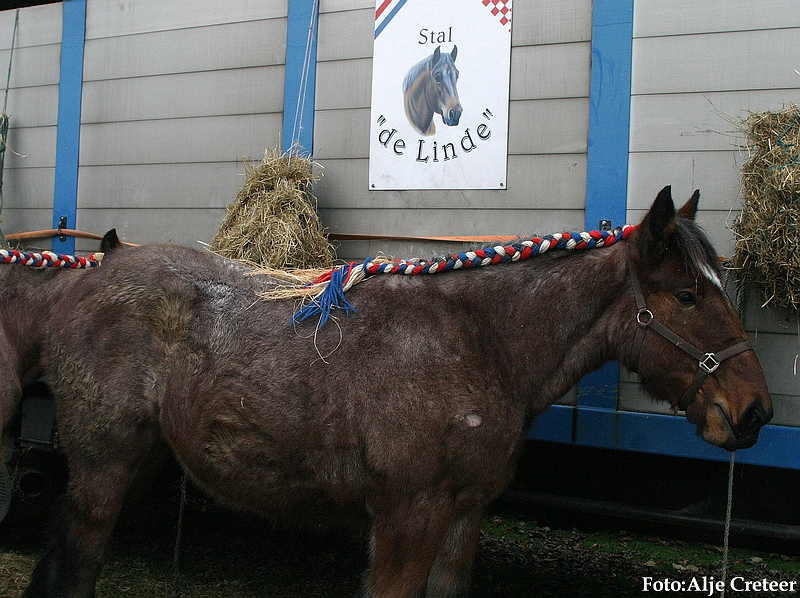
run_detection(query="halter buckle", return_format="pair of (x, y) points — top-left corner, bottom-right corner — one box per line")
(636, 308), (654, 327)
(699, 353), (720, 374)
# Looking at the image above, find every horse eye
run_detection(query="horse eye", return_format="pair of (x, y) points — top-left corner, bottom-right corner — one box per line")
(432, 72), (443, 83)
(675, 290), (696, 306)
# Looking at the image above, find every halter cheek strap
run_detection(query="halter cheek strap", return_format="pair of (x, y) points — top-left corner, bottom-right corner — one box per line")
(628, 262), (753, 411)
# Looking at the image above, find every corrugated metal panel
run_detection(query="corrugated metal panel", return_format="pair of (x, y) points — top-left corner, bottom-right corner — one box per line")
(84, 0), (285, 38)
(0, 208), (55, 240)
(315, 59), (372, 111)
(77, 114), (282, 166)
(71, 1), (289, 246)
(633, 0), (800, 37)
(632, 29), (800, 95)
(314, 155), (587, 210)
(81, 66), (285, 123)
(2, 168), (55, 210)
(0, 4), (62, 239)
(5, 126), (57, 169)
(77, 162), (244, 209)
(83, 19), (287, 81)
(0, 45), (62, 88)
(316, 7), (372, 61)
(75, 206), (227, 247)
(511, 0), (592, 45)
(0, 4), (62, 47)
(510, 42), (591, 101)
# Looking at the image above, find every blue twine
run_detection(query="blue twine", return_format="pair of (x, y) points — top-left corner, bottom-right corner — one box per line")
(290, 262), (357, 328)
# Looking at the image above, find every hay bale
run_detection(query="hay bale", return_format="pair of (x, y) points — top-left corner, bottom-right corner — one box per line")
(731, 104), (800, 310)
(210, 150), (335, 269)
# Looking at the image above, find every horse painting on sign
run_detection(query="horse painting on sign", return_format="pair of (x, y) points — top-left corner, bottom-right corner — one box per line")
(22, 188), (771, 598)
(403, 45), (462, 136)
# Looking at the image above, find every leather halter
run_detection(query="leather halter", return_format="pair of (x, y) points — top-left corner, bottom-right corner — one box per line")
(628, 262), (753, 411)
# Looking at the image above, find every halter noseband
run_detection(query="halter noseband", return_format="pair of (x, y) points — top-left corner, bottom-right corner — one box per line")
(627, 262), (753, 411)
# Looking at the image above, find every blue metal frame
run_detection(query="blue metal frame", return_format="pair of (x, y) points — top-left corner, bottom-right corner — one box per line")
(52, 0), (86, 255)
(282, 0), (319, 156)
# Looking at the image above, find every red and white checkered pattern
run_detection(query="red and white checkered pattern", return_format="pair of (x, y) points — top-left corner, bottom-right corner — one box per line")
(482, 0), (512, 31)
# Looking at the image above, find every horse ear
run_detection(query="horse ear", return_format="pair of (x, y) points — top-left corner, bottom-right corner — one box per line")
(432, 45), (441, 65)
(676, 189), (700, 220)
(100, 228), (124, 253)
(638, 186), (676, 257)
(451, 45), (457, 61)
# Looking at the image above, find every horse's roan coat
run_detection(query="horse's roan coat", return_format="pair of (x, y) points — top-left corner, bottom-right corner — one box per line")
(0, 230), (122, 452)
(22, 188), (771, 598)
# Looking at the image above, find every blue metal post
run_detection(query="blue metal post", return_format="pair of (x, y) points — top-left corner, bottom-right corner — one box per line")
(577, 0), (634, 411)
(282, 0), (319, 156)
(52, 0), (87, 255)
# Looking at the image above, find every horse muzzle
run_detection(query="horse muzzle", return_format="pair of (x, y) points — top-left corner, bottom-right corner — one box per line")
(715, 400), (772, 451)
(442, 106), (462, 126)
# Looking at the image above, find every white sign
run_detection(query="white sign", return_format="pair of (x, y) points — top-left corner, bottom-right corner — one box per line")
(369, 0), (513, 190)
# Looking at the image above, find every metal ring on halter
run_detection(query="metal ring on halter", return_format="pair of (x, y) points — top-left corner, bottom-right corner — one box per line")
(699, 353), (721, 374)
(636, 308), (654, 327)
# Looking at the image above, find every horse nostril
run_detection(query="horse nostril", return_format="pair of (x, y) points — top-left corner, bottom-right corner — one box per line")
(739, 403), (769, 435)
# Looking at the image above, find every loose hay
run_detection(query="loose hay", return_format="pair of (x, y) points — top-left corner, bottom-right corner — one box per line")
(731, 104), (800, 310)
(210, 150), (335, 270)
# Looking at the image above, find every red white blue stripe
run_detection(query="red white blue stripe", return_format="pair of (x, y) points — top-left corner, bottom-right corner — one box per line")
(374, 0), (407, 38)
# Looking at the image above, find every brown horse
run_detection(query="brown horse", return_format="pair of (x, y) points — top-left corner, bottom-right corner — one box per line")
(403, 45), (462, 136)
(23, 188), (770, 598)
(0, 230), (122, 449)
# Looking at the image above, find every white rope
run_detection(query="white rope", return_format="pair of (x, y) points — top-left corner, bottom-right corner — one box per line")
(720, 450), (735, 598)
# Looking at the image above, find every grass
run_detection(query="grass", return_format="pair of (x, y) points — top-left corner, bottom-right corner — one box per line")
(2, 488), (798, 598)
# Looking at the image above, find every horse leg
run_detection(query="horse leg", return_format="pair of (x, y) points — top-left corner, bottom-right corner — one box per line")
(23, 436), (156, 598)
(361, 495), (455, 598)
(425, 507), (484, 598)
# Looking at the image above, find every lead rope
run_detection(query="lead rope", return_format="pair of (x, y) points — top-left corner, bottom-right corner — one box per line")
(720, 450), (735, 598)
(172, 473), (188, 598)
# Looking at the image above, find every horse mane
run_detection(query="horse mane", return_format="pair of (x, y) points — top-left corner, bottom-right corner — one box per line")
(276, 226), (636, 327)
(402, 54), (432, 93)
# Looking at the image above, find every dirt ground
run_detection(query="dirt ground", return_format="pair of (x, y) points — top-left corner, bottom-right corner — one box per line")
(1, 478), (798, 598)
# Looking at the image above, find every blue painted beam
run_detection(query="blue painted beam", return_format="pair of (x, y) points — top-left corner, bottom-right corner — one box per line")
(584, 0), (634, 232)
(52, 0), (87, 255)
(529, 405), (800, 470)
(282, 0), (319, 156)
(574, 0), (634, 411)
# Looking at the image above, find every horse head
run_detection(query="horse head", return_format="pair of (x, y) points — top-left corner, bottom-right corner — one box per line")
(430, 45), (462, 127)
(624, 186), (772, 450)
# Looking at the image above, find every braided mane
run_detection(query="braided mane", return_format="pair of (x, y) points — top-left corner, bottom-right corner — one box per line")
(288, 225), (638, 327)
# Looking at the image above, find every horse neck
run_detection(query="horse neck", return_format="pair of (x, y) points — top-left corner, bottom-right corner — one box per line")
(462, 243), (631, 409)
